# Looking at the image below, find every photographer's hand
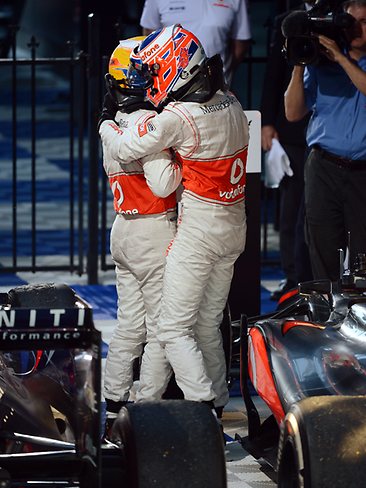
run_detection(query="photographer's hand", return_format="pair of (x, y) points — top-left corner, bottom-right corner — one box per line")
(318, 34), (366, 96)
(318, 35), (344, 63)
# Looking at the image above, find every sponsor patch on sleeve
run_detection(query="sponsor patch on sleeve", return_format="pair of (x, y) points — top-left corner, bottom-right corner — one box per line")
(138, 115), (157, 137)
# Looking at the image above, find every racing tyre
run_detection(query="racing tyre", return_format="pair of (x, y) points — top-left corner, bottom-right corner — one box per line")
(112, 400), (226, 488)
(7, 283), (78, 307)
(277, 396), (366, 488)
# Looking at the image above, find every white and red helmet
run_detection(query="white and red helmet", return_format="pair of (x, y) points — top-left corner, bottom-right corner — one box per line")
(130, 24), (207, 107)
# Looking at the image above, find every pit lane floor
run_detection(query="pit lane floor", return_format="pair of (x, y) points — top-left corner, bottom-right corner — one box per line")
(223, 396), (276, 487)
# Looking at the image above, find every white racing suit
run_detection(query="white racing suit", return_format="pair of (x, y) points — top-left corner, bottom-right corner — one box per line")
(102, 109), (181, 405)
(100, 90), (249, 406)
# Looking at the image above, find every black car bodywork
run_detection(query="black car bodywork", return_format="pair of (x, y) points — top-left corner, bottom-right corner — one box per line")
(0, 283), (226, 488)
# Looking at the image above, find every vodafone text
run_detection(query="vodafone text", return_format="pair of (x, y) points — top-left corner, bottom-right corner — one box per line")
(140, 44), (160, 61)
(219, 183), (245, 200)
(119, 208), (139, 215)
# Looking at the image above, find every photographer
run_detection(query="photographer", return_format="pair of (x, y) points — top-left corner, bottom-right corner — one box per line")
(284, 0), (366, 281)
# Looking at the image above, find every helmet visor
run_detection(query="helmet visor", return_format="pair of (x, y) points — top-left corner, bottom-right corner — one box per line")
(127, 65), (152, 90)
(129, 48), (154, 89)
(105, 73), (144, 108)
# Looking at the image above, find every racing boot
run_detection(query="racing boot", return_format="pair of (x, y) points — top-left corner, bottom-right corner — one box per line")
(104, 399), (128, 441)
(202, 401), (226, 445)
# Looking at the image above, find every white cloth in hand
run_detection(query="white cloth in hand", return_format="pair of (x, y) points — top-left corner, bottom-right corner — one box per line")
(264, 139), (293, 188)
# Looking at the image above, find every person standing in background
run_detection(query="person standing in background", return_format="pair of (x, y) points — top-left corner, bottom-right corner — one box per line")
(284, 0), (366, 281)
(261, 2), (314, 300)
(139, 0), (251, 85)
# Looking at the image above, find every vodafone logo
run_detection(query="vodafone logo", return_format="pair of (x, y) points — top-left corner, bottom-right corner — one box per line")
(111, 180), (124, 206)
(140, 44), (160, 61)
(230, 158), (244, 185)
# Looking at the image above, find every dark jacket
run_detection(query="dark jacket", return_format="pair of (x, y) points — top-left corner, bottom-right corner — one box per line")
(260, 9), (310, 146)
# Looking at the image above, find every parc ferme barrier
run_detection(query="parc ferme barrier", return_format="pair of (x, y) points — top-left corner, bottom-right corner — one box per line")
(0, 15), (101, 283)
(0, 14), (268, 288)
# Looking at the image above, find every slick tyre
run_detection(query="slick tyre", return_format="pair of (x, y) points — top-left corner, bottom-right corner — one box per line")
(112, 400), (226, 488)
(277, 396), (366, 488)
(7, 283), (77, 308)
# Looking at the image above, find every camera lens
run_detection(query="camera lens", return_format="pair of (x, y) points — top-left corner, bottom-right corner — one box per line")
(287, 36), (319, 65)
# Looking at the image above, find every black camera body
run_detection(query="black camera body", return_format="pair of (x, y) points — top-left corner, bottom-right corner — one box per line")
(281, 0), (356, 65)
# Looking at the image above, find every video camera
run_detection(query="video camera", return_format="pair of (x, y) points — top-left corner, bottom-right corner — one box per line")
(281, 0), (356, 65)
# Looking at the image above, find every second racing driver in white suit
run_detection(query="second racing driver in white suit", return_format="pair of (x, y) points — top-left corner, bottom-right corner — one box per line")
(100, 37), (181, 426)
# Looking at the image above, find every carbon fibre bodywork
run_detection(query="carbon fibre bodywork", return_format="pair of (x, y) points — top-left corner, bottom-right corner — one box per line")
(249, 300), (366, 422)
(0, 284), (109, 487)
(238, 275), (366, 466)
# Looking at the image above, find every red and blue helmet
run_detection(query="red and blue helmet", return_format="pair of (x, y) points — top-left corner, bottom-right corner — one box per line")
(130, 24), (207, 107)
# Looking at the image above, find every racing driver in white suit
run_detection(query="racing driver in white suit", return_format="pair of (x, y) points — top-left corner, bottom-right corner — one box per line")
(99, 37), (181, 427)
(99, 25), (249, 416)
